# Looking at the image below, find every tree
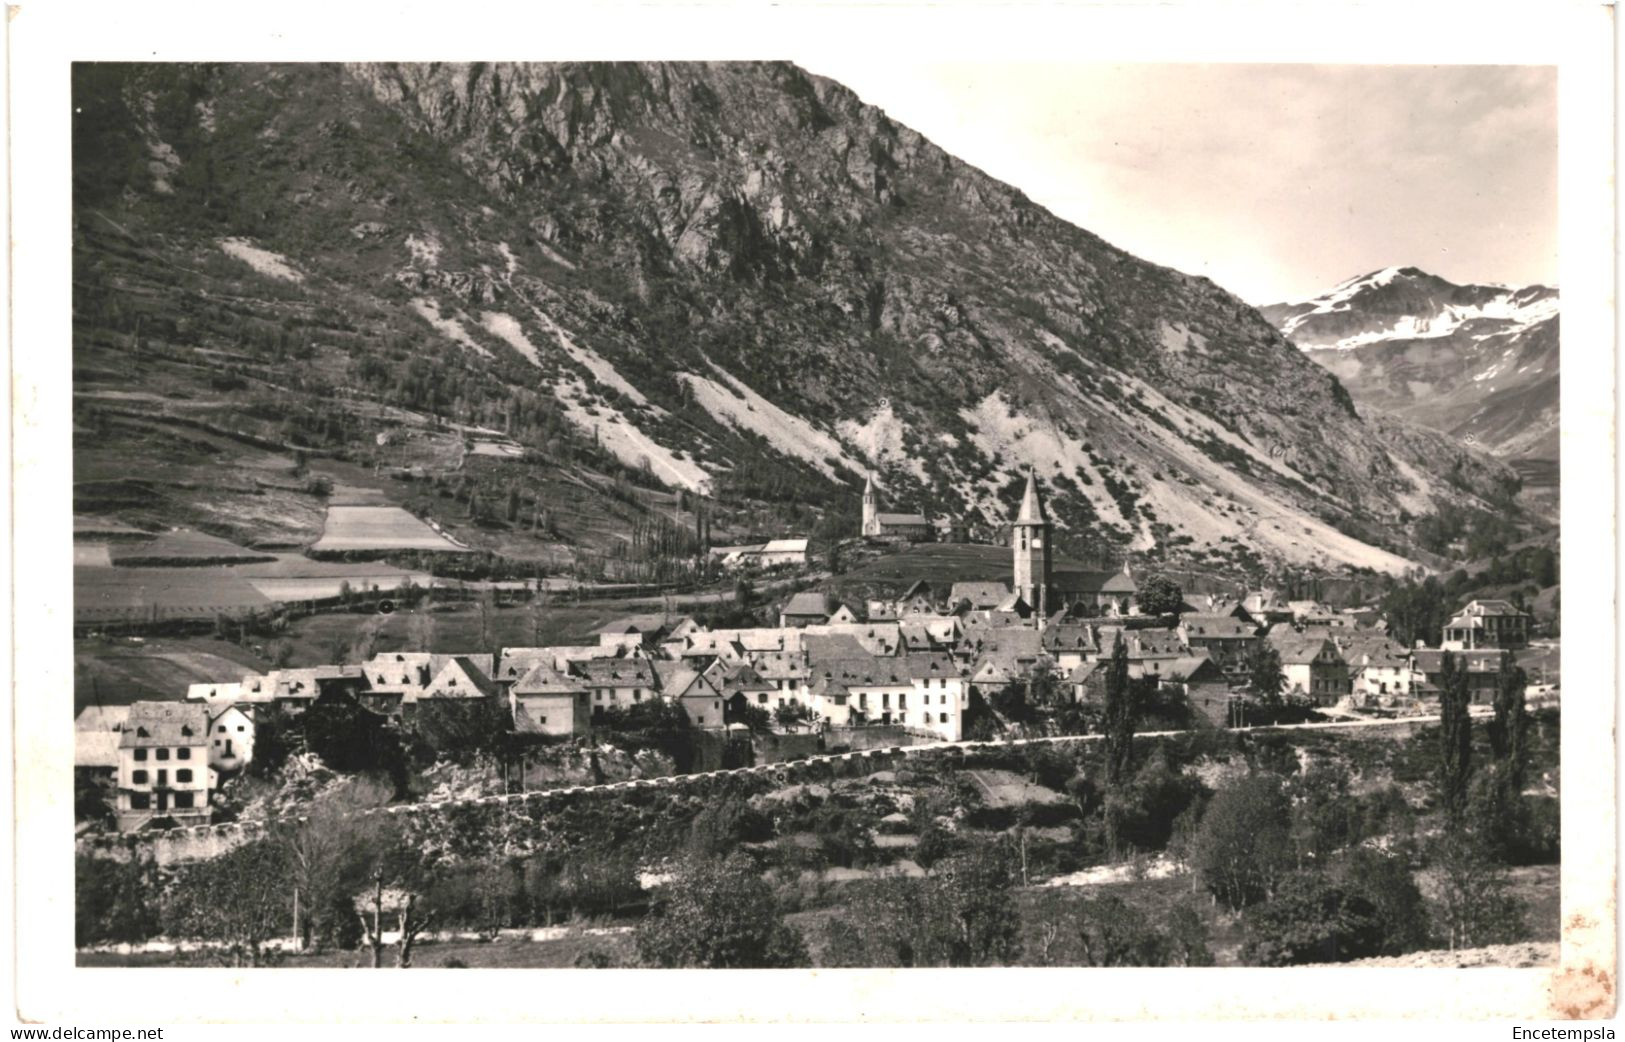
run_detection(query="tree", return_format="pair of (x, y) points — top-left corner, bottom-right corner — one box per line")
(688, 795), (772, 858)
(820, 840), (1022, 967)
(162, 838), (293, 966)
(1436, 651), (1474, 822)
(1103, 748), (1205, 854)
(599, 698), (695, 772)
(1241, 871), (1387, 966)
(1192, 773), (1295, 911)
(1489, 656), (1529, 791)
(74, 772), (114, 827)
(407, 696), (511, 768)
(1102, 635), (1134, 787)
(1100, 635), (1136, 854)
(1335, 848), (1430, 957)
(728, 702), (773, 735)
(302, 692), (408, 791)
(635, 854), (808, 968)
(1137, 575), (1186, 617)
(1288, 762), (1358, 867)
(1246, 642), (1286, 705)
(773, 700), (814, 730)
(1061, 893), (1213, 967)
(1428, 831), (1526, 951)
(76, 854), (160, 947)
(271, 792), (390, 952)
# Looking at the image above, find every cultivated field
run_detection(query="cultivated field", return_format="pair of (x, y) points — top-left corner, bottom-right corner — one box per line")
(107, 528), (277, 567)
(230, 552), (433, 602)
(310, 505), (473, 554)
(74, 636), (269, 711)
(74, 566), (273, 624)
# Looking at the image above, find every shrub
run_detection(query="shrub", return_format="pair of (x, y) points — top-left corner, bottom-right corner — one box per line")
(635, 854), (808, 968)
(1242, 871), (1387, 966)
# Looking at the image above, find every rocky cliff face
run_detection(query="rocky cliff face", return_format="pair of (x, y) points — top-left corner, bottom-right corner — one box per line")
(1262, 267), (1559, 462)
(71, 62), (1530, 575)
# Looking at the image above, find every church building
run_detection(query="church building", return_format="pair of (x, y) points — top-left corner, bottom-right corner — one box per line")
(861, 473), (933, 541)
(1008, 469), (1137, 623)
(1011, 469), (1053, 619)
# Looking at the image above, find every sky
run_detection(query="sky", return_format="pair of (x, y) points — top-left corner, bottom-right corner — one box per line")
(797, 62), (1557, 305)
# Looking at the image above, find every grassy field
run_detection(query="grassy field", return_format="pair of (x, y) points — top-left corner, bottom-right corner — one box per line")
(310, 505), (473, 553)
(74, 636), (270, 712)
(74, 565), (274, 623)
(834, 542), (1107, 593)
(273, 600), (639, 664)
(107, 528), (277, 566)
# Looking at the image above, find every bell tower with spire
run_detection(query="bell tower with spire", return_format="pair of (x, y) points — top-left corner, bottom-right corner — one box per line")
(1011, 468), (1052, 620)
(862, 471), (880, 538)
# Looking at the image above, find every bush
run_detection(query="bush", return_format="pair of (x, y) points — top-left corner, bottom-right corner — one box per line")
(76, 855), (159, 947)
(1065, 893), (1214, 967)
(635, 854), (808, 968)
(1103, 749), (1205, 854)
(1334, 848), (1430, 957)
(820, 839), (1022, 967)
(1242, 871), (1387, 966)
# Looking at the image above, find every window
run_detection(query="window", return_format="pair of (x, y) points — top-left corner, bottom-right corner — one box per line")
(757, 692), (768, 704)
(131, 770), (148, 785)
(940, 713), (948, 724)
(218, 725), (227, 734)
(178, 748), (191, 760)
(236, 725), (245, 733)
(538, 715), (548, 725)
(174, 792), (194, 810)
(157, 770), (168, 786)
(213, 738), (221, 747)
(156, 748), (170, 761)
(176, 769), (193, 783)
(129, 792), (150, 810)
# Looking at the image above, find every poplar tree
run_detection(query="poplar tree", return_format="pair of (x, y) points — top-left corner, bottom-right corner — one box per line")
(1437, 652), (1473, 822)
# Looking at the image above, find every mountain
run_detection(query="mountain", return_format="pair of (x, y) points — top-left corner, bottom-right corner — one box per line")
(71, 62), (1531, 579)
(1261, 267), (1559, 464)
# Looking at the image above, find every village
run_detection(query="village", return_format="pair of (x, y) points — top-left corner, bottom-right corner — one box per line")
(74, 470), (1558, 834)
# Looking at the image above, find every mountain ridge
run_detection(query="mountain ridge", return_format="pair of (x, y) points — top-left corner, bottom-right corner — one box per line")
(71, 61), (1534, 578)
(1261, 266), (1559, 464)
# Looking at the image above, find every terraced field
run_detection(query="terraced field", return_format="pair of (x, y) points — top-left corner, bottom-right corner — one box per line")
(310, 505), (473, 554)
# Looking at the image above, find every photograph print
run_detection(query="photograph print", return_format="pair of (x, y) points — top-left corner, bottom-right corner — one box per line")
(65, 56), (1573, 982)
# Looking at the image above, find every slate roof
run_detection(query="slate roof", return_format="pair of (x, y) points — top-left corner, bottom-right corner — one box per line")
(1179, 614), (1259, 639)
(780, 591), (832, 618)
(1014, 470), (1048, 525)
(948, 581), (1011, 609)
(120, 701), (209, 749)
(511, 664), (586, 696)
(577, 657), (657, 687)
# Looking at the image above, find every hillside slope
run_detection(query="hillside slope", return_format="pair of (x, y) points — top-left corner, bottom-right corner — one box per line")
(72, 63), (1530, 577)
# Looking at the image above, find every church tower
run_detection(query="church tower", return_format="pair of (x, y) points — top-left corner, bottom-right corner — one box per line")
(1011, 468), (1052, 620)
(862, 471), (880, 537)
